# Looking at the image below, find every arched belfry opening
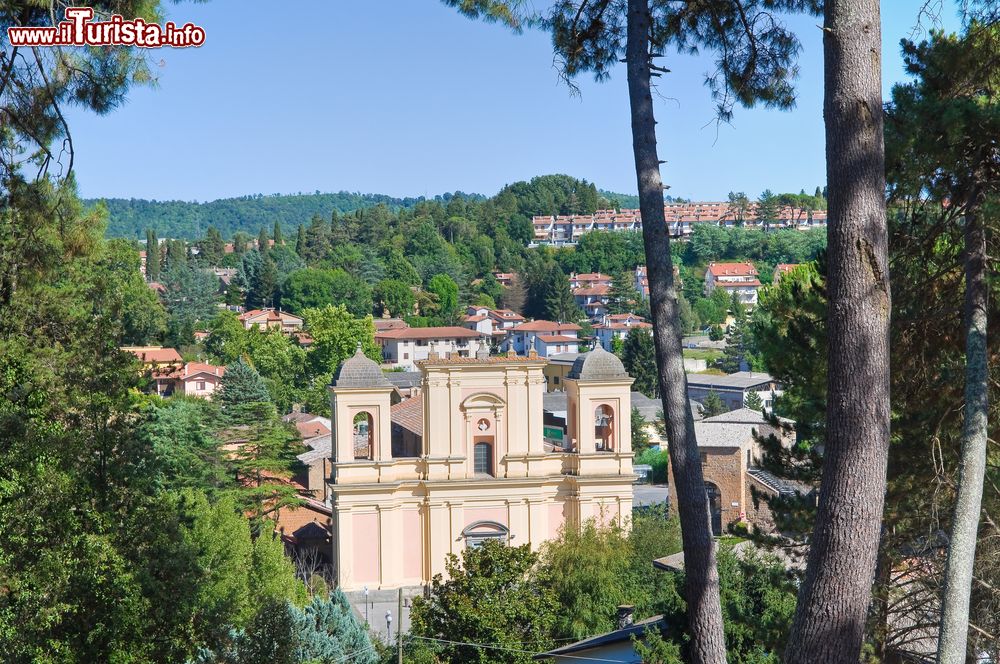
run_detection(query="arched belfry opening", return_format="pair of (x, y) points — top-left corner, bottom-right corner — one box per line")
(353, 411), (374, 460)
(594, 404), (615, 452)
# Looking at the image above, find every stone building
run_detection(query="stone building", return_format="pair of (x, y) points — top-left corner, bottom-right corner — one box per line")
(327, 345), (637, 591)
(667, 408), (796, 535)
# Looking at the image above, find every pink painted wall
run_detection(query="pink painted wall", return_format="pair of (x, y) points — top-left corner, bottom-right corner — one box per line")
(464, 506), (507, 528)
(548, 502), (566, 538)
(402, 510), (422, 579)
(352, 513), (380, 584)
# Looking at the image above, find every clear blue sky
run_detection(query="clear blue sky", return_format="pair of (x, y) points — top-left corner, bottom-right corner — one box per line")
(66, 1), (961, 203)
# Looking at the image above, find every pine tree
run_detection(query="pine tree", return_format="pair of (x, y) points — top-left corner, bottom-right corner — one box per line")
(756, 189), (779, 229)
(232, 232), (249, 256)
(744, 390), (763, 411)
(218, 358), (271, 410)
(543, 266), (579, 322)
(200, 226), (225, 266)
(622, 328), (658, 398)
(257, 257), (278, 308)
(703, 391), (726, 417)
(303, 214), (330, 264)
(501, 274), (527, 314)
(608, 270), (636, 315)
(721, 307), (750, 373)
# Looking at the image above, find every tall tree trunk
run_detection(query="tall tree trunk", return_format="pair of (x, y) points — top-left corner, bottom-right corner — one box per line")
(625, 1), (726, 661)
(937, 201), (989, 664)
(785, 1), (891, 662)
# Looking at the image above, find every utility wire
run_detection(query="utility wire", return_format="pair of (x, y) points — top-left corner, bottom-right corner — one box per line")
(409, 634), (638, 662)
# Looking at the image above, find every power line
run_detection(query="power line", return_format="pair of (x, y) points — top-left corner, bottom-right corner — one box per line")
(409, 634), (636, 662)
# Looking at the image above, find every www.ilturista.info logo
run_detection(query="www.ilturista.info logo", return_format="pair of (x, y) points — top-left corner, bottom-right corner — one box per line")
(7, 7), (205, 48)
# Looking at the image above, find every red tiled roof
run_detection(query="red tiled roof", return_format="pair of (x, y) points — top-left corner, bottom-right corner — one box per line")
(295, 420), (331, 439)
(606, 313), (646, 322)
(390, 394), (423, 438)
(154, 361), (226, 380)
(595, 322), (652, 331)
(513, 320), (582, 333)
(775, 263), (799, 273)
(488, 309), (524, 321)
(376, 326), (481, 341)
(239, 308), (304, 324)
(374, 318), (410, 332)
(707, 262), (758, 277)
(464, 315), (487, 323)
(573, 285), (611, 296)
(124, 346), (182, 364)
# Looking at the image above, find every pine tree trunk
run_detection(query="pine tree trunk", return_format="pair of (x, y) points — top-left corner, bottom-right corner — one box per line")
(785, 1), (891, 662)
(937, 201), (989, 664)
(625, 1), (726, 661)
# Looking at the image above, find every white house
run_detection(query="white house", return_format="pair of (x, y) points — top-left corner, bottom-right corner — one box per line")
(375, 326), (487, 370)
(593, 313), (652, 351)
(573, 284), (611, 320)
(505, 320), (582, 355)
(704, 262), (762, 306)
(531, 334), (580, 357)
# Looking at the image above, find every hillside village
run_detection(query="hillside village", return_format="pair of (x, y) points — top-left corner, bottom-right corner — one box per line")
(117, 195), (820, 651)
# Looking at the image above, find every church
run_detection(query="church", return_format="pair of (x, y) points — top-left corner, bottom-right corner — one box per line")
(327, 345), (637, 591)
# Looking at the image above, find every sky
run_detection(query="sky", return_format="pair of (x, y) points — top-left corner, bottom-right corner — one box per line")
(65, 1), (962, 203)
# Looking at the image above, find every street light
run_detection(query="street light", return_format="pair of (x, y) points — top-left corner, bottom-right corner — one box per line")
(385, 609), (393, 640)
(363, 586), (369, 623)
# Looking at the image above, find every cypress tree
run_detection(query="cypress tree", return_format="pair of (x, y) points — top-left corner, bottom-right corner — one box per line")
(272, 220), (283, 246)
(145, 228), (160, 281)
(295, 225), (306, 256)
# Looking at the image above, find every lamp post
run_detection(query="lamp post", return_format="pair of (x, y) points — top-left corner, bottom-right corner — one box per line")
(363, 586), (369, 623)
(385, 609), (393, 641)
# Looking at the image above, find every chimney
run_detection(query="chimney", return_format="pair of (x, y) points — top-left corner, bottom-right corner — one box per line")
(616, 605), (635, 629)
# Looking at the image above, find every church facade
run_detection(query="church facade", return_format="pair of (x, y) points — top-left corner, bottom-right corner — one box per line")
(327, 346), (636, 591)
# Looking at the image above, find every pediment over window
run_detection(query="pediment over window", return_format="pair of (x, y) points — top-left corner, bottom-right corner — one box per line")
(461, 520), (509, 548)
(460, 393), (505, 411)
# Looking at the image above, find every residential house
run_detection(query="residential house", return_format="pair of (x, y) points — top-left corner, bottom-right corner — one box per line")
(593, 313), (652, 351)
(375, 326), (486, 370)
(373, 318), (409, 333)
(152, 362), (226, 398)
(543, 352), (583, 392)
(531, 334), (580, 358)
(122, 346), (183, 372)
(238, 308), (304, 334)
(634, 266), (649, 299)
(686, 371), (781, 412)
(704, 261), (762, 306)
(493, 272), (514, 287)
(283, 409), (333, 440)
(569, 272), (613, 290)
(573, 284), (611, 320)
(506, 320), (582, 356)
(326, 345), (636, 590)
(531, 202), (829, 245)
